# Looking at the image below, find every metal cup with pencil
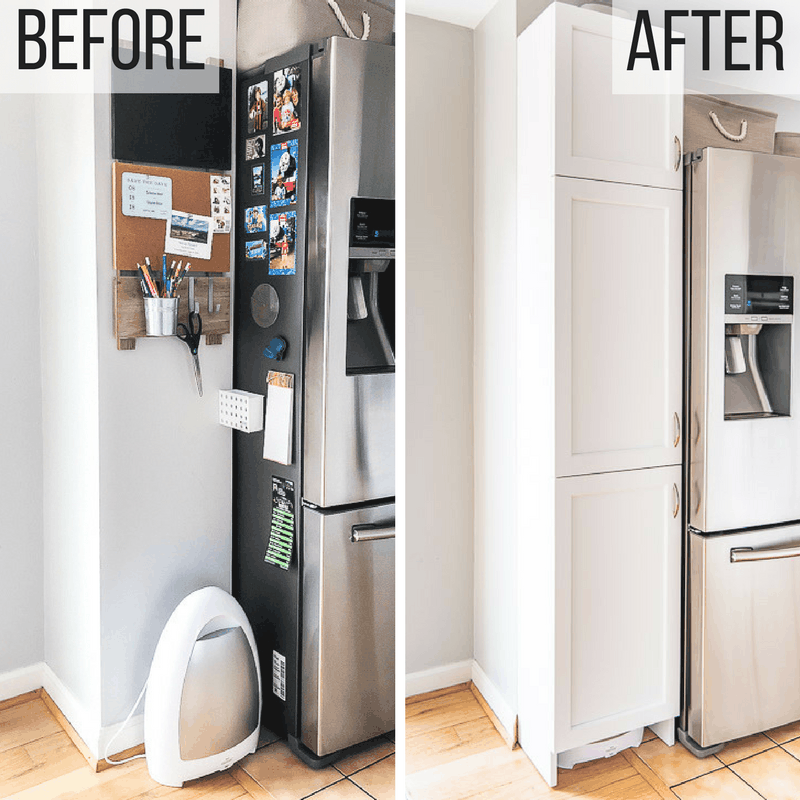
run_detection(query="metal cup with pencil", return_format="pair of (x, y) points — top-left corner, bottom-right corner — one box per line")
(138, 256), (203, 396)
(139, 257), (192, 337)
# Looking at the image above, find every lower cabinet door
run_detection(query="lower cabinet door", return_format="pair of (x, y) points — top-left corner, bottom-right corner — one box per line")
(555, 466), (681, 752)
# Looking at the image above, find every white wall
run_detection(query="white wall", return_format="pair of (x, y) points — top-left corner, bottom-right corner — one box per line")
(0, 95), (44, 676)
(405, 15), (475, 678)
(29, 0), (238, 754)
(36, 92), (103, 730)
(94, 0), (238, 737)
(473, 0), (518, 710)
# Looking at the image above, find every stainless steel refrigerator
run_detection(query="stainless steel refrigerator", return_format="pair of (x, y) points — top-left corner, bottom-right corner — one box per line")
(681, 147), (800, 755)
(233, 37), (395, 767)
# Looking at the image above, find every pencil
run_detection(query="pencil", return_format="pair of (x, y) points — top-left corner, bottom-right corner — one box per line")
(140, 261), (159, 298)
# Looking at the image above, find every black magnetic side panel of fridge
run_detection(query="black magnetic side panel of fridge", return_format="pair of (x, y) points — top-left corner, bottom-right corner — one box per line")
(233, 44), (311, 740)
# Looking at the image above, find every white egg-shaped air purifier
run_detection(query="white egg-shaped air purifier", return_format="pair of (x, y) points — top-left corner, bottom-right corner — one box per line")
(144, 586), (261, 787)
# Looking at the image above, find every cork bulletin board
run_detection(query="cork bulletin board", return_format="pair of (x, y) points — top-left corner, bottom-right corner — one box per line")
(112, 161), (231, 274)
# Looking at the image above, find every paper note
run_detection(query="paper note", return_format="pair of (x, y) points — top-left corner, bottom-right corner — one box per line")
(263, 372), (294, 465)
(210, 175), (232, 234)
(121, 172), (172, 219)
(165, 210), (214, 260)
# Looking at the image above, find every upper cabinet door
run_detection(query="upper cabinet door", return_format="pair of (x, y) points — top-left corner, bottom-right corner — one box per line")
(552, 5), (684, 189)
(554, 177), (683, 478)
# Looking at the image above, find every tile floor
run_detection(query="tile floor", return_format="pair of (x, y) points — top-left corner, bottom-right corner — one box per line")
(0, 691), (395, 800)
(406, 686), (800, 800)
(239, 732), (395, 800)
(635, 720), (800, 800)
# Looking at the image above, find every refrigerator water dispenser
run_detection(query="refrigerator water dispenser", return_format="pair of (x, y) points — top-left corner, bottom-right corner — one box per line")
(724, 274), (793, 419)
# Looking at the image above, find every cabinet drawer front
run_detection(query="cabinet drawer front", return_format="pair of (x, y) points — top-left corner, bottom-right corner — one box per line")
(555, 467), (681, 750)
(553, 4), (683, 189)
(555, 178), (682, 477)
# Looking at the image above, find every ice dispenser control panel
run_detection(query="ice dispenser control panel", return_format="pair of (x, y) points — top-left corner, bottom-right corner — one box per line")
(349, 198), (395, 259)
(725, 274), (794, 321)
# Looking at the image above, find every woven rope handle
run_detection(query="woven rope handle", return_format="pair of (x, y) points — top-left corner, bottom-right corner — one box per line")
(709, 111), (748, 142)
(326, 0), (371, 40)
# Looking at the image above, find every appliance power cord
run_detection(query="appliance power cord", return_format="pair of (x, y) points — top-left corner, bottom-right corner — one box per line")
(103, 679), (149, 765)
(325, 0), (371, 40)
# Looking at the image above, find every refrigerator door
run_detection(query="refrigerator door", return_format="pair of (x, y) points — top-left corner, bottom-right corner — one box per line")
(688, 148), (800, 532)
(301, 502), (395, 756)
(304, 38), (395, 508)
(687, 524), (800, 748)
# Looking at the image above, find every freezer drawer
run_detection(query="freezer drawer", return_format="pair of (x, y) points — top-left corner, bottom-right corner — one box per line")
(688, 524), (800, 748)
(301, 502), (395, 756)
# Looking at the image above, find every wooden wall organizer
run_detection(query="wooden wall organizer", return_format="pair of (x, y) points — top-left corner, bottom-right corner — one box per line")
(112, 161), (232, 350)
(115, 276), (230, 350)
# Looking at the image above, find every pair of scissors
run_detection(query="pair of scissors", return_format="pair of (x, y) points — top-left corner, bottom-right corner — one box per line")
(177, 311), (203, 397)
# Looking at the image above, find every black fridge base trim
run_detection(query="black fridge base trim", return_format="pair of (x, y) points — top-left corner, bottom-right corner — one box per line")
(677, 726), (726, 758)
(287, 733), (391, 770)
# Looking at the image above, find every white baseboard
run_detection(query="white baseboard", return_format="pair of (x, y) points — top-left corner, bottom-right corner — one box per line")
(98, 712), (145, 758)
(0, 662), (46, 702)
(0, 662), (144, 760)
(40, 664), (145, 759)
(471, 660), (516, 741)
(405, 659), (473, 698)
(40, 663), (101, 758)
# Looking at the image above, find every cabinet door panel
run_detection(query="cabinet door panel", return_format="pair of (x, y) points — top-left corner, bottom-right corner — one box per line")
(554, 4), (683, 189)
(554, 177), (682, 477)
(555, 466), (681, 751)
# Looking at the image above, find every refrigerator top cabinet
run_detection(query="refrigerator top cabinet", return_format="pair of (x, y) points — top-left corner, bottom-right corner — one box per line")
(688, 148), (800, 533)
(304, 37), (396, 509)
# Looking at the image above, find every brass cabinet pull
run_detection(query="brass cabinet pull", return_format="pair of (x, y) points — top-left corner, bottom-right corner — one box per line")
(673, 412), (681, 447)
(674, 135), (683, 172)
(673, 484), (680, 518)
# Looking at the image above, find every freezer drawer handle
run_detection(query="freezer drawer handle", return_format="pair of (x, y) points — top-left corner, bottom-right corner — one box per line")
(673, 484), (680, 518)
(351, 523), (396, 543)
(731, 545), (800, 563)
(673, 412), (681, 447)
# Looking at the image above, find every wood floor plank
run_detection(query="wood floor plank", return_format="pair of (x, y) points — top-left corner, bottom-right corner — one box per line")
(407, 717), (505, 775)
(407, 685), (472, 707)
(551, 753), (639, 795)
(0, 691), (41, 714)
(230, 764), (274, 799)
(406, 691), (486, 739)
(406, 745), (538, 800)
(0, 730), (87, 797)
(10, 758), (155, 800)
(468, 685), (516, 750)
(127, 770), (252, 799)
(0, 698), (63, 755)
(9, 765), (99, 800)
(622, 748), (678, 800)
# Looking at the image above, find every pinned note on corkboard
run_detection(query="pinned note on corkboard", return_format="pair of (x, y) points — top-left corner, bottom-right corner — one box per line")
(112, 161), (231, 274)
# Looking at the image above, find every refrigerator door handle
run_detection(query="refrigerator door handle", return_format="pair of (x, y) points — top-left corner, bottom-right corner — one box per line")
(673, 412), (681, 447)
(674, 135), (683, 172)
(731, 545), (800, 563)
(673, 484), (680, 518)
(351, 523), (396, 543)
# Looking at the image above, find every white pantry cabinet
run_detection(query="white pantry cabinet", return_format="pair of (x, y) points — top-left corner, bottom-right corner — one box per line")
(516, 3), (684, 787)
(522, 2), (684, 189)
(554, 177), (683, 477)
